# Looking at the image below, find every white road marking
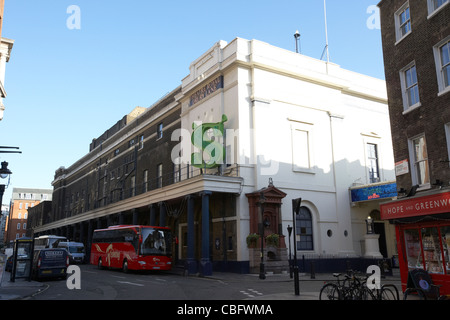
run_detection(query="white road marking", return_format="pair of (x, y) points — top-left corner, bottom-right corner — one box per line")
(117, 281), (145, 287)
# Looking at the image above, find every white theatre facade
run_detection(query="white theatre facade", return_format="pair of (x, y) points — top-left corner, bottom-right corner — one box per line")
(34, 38), (397, 275)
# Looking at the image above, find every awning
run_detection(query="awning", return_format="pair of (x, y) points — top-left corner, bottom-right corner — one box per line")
(380, 190), (450, 220)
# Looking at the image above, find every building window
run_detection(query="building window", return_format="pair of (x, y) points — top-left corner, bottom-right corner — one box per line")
(130, 175), (135, 197)
(367, 143), (380, 183)
(395, 2), (411, 43)
(23, 223), (26, 230)
(17, 223), (20, 230)
(445, 123), (450, 167)
(173, 164), (181, 183)
(409, 134), (430, 186)
(157, 123), (163, 140)
(441, 42), (450, 88)
(293, 130), (310, 169)
(433, 37), (450, 95)
(428, 0), (449, 16)
(143, 170), (148, 193)
(291, 122), (315, 174)
(157, 164), (163, 188)
(400, 62), (420, 111)
(296, 207), (313, 250)
(139, 134), (144, 150)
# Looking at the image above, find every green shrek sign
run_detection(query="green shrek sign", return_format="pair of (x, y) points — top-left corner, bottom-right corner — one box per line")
(191, 114), (227, 169)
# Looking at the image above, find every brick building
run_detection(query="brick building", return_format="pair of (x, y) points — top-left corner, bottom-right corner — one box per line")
(4, 188), (52, 245)
(378, 0), (450, 294)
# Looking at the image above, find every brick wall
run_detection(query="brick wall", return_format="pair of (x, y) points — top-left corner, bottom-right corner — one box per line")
(379, 0), (450, 191)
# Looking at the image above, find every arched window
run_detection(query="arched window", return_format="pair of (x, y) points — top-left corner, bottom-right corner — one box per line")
(296, 206), (313, 250)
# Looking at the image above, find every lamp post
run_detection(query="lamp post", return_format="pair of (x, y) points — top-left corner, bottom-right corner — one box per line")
(365, 216), (374, 234)
(259, 191), (266, 280)
(287, 225), (293, 278)
(364, 215), (382, 258)
(0, 161), (12, 206)
(292, 198), (302, 296)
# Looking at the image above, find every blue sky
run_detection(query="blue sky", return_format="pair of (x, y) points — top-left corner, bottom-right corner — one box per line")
(0, 0), (384, 204)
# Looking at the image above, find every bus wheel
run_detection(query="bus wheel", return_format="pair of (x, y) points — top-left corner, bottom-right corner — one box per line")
(123, 260), (129, 273)
(98, 258), (103, 270)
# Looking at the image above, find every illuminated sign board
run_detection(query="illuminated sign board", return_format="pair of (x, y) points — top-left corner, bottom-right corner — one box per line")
(350, 182), (397, 203)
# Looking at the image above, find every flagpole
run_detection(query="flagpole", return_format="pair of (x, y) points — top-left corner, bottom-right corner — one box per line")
(323, 0), (330, 73)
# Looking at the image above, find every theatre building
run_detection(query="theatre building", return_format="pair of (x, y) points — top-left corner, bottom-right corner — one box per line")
(32, 38), (395, 275)
(378, 0), (450, 294)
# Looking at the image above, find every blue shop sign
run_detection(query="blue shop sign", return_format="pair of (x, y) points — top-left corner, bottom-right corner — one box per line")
(350, 182), (397, 203)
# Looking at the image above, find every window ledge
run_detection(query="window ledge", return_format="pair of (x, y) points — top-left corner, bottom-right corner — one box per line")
(402, 102), (422, 115)
(438, 86), (450, 97)
(427, 2), (450, 20)
(395, 30), (412, 46)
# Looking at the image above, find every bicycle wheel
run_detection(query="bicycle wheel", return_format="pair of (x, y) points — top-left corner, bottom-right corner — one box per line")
(358, 287), (376, 300)
(319, 283), (341, 300)
(380, 285), (399, 300)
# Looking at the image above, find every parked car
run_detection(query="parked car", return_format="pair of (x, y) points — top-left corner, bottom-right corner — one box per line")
(57, 241), (85, 264)
(32, 248), (69, 280)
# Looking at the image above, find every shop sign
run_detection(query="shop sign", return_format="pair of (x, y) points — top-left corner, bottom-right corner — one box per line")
(350, 182), (397, 203)
(380, 191), (450, 220)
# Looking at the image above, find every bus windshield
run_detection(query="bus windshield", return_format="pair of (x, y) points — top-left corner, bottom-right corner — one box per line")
(140, 228), (171, 256)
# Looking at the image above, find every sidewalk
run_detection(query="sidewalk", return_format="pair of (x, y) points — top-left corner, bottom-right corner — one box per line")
(185, 268), (403, 301)
(245, 269), (403, 300)
(0, 271), (47, 300)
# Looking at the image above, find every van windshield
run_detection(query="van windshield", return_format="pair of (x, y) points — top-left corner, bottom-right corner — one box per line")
(140, 228), (171, 256)
(68, 246), (85, 254)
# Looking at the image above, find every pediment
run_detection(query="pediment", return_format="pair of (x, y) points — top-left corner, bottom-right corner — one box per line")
(245, 182), (287, 204)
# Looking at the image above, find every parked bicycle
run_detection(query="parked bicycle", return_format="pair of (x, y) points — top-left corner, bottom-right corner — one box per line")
(319, 270), (400, 300)
(319, 271), (365, 300)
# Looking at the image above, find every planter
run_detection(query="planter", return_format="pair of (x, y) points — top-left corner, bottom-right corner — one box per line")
(246, 233), (260, 248)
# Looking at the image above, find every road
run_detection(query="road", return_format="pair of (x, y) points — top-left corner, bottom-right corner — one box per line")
(27, 264), (307, 300)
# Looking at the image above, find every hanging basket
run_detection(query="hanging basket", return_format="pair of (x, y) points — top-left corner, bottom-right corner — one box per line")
(246, 233), (260, 248)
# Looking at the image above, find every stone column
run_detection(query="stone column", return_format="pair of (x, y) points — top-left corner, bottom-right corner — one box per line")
(185, 195), (197, 274)
(200, 191), (212, 276)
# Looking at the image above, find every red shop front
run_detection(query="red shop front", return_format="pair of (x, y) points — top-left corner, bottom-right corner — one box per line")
(380, 190), (450, 295)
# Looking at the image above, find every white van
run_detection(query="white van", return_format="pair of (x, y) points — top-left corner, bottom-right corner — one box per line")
(57, 242), (85, 264)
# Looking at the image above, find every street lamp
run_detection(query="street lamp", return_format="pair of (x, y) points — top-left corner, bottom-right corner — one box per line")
(365, 216), (374, 234)
(259, 191), (266, 280)
(0, 161), (12, 206)
(287, 225), (293, 278)
(292, 198), (302, 296)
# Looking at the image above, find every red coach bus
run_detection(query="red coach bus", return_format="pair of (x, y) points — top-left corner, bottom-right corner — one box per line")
(90, 225), (172, 272)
